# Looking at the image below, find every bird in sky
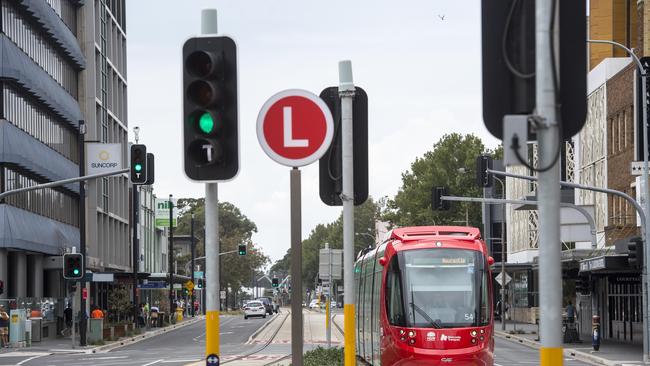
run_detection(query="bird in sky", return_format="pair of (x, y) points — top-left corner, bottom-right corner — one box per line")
(438, 14), (445, 20)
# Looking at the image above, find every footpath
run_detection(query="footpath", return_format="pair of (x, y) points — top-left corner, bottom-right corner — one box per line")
(494, 321), (646, 366)
(0, 316), (202, 357)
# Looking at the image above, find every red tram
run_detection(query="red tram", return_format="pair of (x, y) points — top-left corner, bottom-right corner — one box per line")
(355, 226), (494, 365)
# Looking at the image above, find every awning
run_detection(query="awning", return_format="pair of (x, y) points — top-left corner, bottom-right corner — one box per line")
(579, 255), (632, 273)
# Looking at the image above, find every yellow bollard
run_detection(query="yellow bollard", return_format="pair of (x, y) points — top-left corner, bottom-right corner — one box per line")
(206, 310), (220, 356)
(344, 304), (356, 365)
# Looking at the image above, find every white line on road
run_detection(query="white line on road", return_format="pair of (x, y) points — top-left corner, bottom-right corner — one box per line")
(17, 355), (47, 365)
(141, 359), (163, 366)
(79, 356), (128, 360)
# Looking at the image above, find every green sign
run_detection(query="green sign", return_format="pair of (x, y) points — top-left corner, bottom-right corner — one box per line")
(155, 198), (178, 228)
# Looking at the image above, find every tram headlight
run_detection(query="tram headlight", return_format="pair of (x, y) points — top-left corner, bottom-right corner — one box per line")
(480, 335), (485, 341)
(471, 338), (477, 344)
(480, 329), (485, 334)
(408, 330), (416, 338)
(408, 338), (416, 345)
(470, 330), (478, 337)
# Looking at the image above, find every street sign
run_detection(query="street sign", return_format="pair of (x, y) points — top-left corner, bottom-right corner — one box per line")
(319, 248), (343, 280)
(495, 272), (512, 286)
(220, 290), (226, 300)
(631, 161), (648, 176)
(256, 89), (334, 167)
(206, 354), (219, 366)
(155, 198), (178, 228)
(86, 143), (122, 175)
(194, 271), (204, 279)
(185, 280), (194, 292)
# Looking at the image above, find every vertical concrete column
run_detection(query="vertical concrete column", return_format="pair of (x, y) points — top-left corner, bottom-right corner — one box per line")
(0, 249), (7, 299)
(11, 252), (27, 299)
(28, 255), (44, 298)
(46, 270), (61, 299)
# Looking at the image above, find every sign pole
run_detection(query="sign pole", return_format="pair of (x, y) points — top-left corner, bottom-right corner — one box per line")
(339, 60), (356, 366)
(168, 195), (174, 317)
(327, 245), (332, 348)
(199, 9), (221, 365)
(290, 167), (303, 366)
(77, 120), (87, 346)
(536, 1), (562, 365)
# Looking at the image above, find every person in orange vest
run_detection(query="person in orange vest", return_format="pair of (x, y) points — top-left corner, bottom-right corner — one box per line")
(90, 306), (104, 319)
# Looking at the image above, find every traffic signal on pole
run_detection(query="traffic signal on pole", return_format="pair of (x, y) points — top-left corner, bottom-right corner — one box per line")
(144, 153), (155, 185)
(63, 253), (84, 280)
(272, 278), (279, 288)
(475, 155), (494, 188)
(575, 276), (590, 295)
(130, 144), (147, 184)
(238, 244), (246, 256)
(628, 236), (644, 269)
(182, 36), (239, 181)
(318, 87), (368, 206)
(481, 0), (586, 140)
(431, 186), (450, 211)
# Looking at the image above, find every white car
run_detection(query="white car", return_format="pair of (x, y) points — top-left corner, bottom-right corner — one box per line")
(309, 299), (319, 309)
(244, 301), (267, 319)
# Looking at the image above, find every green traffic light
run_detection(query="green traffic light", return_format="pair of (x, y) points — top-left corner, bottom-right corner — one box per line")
(198, 112), (214, 134)
(73, 269), (79, 275)
(134, 163), (142, 172)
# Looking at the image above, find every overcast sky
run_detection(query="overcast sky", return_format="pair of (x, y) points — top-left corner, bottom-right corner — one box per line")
(126, 0), (500, 265)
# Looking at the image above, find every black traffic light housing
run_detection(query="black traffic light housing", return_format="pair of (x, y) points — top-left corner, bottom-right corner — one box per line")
(318, 87), (368, 206)
(272, 278), (279, 288)
(130, 144), (147, 184)
(144, 153), (155, 185)
(481, 0), (587, 140)
(63, 253), (84, 280)
(238, 244), (246, 256)
(431, 186), (450, 211)
(476, 155), (494, 188)
(575, 276), (590, 295)
(183, 36), (239, 181)
(628, 236), (644, 269)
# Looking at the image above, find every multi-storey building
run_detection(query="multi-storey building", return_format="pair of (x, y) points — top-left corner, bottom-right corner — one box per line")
(0, 0), (130, 316)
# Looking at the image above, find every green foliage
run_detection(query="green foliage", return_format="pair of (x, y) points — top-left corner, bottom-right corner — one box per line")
(382, 133), (499, 228)
(107, 286), (131, 323)
(297, 346), (344, 366)
(174, 199), (269, 292)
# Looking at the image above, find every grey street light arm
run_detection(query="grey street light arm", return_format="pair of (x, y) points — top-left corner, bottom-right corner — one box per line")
(587, 39), (645, 75)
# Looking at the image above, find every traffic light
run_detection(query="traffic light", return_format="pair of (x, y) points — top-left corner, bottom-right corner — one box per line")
(272, 278), (279, 288)
(238, 244), (246, 256)
(63, 253), (84, 280)
(182, 36), (239, 181)
(475, 155), (493, 188)
(130, 144), (147, 184)
(144, 153), (155, 185)
(431, 186), (450, 211)
(481, 0), (586, 140)
(318, 87), (368, 206)
(628, 236), (644, 269)
(575, 276), (590, 295)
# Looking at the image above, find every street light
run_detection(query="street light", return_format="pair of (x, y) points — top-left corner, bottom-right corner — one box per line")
(587, 39), (650, 360)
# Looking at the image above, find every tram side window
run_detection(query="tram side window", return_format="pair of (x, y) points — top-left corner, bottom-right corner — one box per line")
(386, 257), (406, 326)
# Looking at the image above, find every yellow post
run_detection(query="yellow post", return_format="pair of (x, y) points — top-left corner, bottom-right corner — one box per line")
(326, 301), (330, 328)
(344, 304), (355, 365)
(540, 347), (562, 365)
(206, 310), (220, 356)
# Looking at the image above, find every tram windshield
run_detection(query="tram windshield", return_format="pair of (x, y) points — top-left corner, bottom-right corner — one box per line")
(389, 248), (490, 328)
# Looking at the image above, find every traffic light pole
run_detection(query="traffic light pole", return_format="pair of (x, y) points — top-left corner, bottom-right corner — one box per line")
(168, 195), (174, 319)
(535, 1), (562, 364)
(78, 120), (87, 347)
(191, 214), (195, 317)
(132, 185), (139, 326)
(339, 60), (356, 366)
(201, 9), (221, 363)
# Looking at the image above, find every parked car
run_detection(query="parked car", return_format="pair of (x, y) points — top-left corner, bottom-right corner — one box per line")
(256, 297), (274, 315)
(309, 299), (319, 309)
(244, 301), (266, 319)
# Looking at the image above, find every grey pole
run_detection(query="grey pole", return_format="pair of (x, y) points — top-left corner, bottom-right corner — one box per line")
(494, 176), (507, 331)
(327, 245), (332, 348)
(535, 0), (562, 363)
(168, 195), (174, 317)
(290, 167), (303, 366)
(191, 214), (196, 317)
(132, 184), (139, 326)
(587, 39), (650, 359)
(339, 60), (356, 366)
(78, 120), (87, 346)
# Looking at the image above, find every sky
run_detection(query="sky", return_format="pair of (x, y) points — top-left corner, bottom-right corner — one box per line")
(126, 0), (500, 264)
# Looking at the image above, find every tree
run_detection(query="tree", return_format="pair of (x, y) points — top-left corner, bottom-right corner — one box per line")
(382, 133), (499, 228)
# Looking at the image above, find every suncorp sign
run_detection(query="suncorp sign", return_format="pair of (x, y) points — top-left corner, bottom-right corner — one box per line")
(86, 143), (122, 175)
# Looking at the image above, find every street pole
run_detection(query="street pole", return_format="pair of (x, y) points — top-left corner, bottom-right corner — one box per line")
(78, 120), (87, 347)
(536, 1), (562, 364)
(328, 245), (332, 348)
(290, 167), (303, 366)
(132, 184), (139, 327)
(494, 176), (507, 331)
(191, 214), (196, 317)
(200, 9), (222, 361)
(339, 60), (356, 366)
(168, 195), (174, 318)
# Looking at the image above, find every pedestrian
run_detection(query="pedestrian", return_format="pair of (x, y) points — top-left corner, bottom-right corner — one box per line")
(62, 304), (72, 336)
(90, 306), (104, 319)
(0, 305), (9, 348)
(566, 301), (576, 324)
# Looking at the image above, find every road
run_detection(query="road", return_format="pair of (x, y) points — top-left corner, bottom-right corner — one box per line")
(1, 314), (595, 366)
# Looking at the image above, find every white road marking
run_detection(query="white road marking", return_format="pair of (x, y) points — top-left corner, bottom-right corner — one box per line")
(141, 360), (163, 366)
(17, 355), (47, 365)
(79, 356), (128, 360)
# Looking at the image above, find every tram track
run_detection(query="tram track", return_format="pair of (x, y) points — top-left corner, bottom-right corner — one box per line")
(221, 310), (290, 364)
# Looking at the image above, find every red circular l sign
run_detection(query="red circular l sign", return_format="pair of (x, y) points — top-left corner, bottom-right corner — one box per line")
(257, 89), (334, 167)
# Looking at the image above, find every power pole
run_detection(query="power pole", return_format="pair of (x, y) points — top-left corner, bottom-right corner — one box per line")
(536, 1), (562, 364)
(78, 120), (87, 347)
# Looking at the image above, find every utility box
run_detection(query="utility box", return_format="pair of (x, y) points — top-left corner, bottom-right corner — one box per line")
(9, 309), (26, 346)
(88, 318), (103, 343)
(30, 317), (42, 342)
